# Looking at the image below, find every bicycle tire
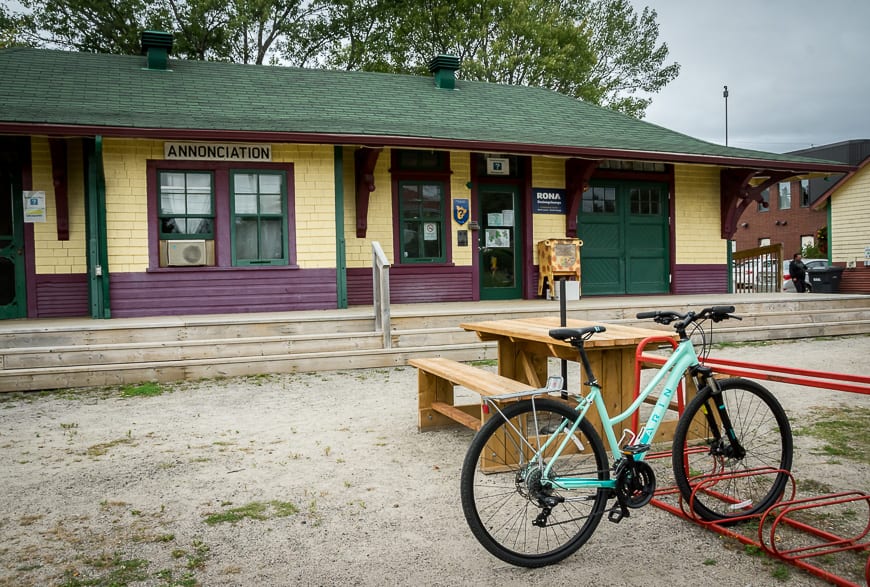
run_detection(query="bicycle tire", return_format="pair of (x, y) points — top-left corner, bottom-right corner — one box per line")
(672, 378), (793, 523)
(460, 398), (609, 567)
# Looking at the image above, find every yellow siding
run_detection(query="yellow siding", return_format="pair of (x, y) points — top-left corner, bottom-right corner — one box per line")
(450, 152), (474, 266)
(344, 147), (394, 267)
(101, 139), (337, 272)
(830, 165), (870, 262)
(272, 144), (336, 269)
(673, 164), (727, 264)
(102, 138), (160, 272)
(29, 137), (88, 274)
(530, 156), (567, 264)
(343, 148), (475, 268)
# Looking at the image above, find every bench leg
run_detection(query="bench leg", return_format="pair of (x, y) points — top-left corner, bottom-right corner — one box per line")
(418, 371), (457, 431)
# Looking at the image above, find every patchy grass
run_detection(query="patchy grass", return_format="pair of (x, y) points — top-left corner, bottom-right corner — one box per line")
(59, 553), (149, 587)
(794, 407), (870, 465)
(86, 437), (135, 457)
(203, 500), (298, 525)
(120, 382), (163, 398)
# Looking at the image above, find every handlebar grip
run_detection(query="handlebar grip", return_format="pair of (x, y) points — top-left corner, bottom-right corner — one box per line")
(711, 305), (736, 315)
(636, 311), (659, 319)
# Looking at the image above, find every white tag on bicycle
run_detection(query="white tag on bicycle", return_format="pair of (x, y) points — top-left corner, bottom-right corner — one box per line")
(729, 499), (753, 511)
(545, 376), (564, 392)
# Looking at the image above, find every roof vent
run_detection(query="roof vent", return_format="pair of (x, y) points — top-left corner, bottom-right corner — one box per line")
(141, 30), (174, 70)
(428, 55), (460, 90)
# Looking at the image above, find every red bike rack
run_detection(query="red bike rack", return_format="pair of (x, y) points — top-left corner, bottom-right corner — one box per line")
(633, 336), (870, 587)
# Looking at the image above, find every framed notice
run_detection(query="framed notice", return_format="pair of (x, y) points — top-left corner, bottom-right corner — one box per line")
(23, 191), (46, 223)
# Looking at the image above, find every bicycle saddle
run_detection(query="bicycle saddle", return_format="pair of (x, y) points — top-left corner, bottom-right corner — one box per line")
(548, 326), (606, 342)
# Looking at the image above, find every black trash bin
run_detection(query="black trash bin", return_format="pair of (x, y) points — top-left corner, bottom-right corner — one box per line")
(808, 266), (844, 293)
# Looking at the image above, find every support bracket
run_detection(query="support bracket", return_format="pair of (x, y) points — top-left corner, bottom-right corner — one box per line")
(720, 168), (795, 239)
(355, 147), (382, 238)
(564, 158), (601, 238)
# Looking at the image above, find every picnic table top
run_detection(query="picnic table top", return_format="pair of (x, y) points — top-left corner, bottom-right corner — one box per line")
(460, 317), (676, 349)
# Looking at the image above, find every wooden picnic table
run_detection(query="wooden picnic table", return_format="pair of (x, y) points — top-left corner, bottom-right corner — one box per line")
(460, 317), (676, 432)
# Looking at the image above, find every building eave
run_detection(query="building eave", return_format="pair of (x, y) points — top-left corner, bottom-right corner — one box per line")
(0, 121), (854, 175)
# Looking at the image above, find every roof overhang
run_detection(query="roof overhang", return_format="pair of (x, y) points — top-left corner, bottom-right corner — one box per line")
(0, 122), (854, 175)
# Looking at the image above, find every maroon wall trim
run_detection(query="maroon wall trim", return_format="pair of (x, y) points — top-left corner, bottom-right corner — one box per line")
(347, 266), (474, 305)
(672, 264), (728, 294)
(34, 273), (89, 317)
(109, 268), (336, 317)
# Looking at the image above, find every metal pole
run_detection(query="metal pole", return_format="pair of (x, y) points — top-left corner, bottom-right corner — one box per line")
(559, 279), (568, 389)
(723, 85), (729, 146)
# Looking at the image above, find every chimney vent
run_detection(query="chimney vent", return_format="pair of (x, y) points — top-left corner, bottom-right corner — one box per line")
(141, 30), (173, 70)
(428, 55), (460, 90)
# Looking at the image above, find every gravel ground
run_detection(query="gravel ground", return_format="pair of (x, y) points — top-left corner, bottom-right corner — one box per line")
(0, 335), (868, 587)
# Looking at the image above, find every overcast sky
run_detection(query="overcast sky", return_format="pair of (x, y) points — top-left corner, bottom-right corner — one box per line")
(632, 0), (870, 154)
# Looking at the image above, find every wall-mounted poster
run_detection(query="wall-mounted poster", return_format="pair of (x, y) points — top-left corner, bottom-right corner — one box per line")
(485, 228), (510, 248)
(23, 191), (46, 223)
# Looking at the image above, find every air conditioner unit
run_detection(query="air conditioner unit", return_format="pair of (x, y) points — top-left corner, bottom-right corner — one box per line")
(167, 240), (207, 266)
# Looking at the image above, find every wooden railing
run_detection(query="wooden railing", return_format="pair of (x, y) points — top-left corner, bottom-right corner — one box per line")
(732, 243), (783, 293)
(372, 242), (391, 348)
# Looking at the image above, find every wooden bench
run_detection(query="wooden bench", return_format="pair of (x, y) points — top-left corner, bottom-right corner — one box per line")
(409, 357), (536, 431)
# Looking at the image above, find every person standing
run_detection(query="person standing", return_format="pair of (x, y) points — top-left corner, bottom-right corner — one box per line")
(789, 253), (808, 293)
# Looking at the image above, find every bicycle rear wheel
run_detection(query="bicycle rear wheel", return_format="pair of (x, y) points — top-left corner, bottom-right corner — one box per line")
(672, 378), (793, 523)
(460, 398), (609, 567)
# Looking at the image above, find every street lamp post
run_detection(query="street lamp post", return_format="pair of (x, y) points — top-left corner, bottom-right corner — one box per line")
(723, 85), (729, 146)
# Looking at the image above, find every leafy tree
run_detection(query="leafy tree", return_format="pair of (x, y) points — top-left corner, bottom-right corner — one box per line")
(16, 0), (170, 53)
(8, 0), (679, 117)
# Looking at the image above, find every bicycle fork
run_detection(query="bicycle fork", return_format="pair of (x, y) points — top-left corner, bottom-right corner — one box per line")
(693, 368), (746, 460)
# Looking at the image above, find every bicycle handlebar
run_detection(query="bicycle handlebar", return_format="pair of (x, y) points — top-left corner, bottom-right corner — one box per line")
(635, 305), (741, 331)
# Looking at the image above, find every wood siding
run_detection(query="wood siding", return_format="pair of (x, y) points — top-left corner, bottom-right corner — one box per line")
(109, 268), (336, 317)
(672, 264), (727, 294)
(347, 266), (474, 305)
(840, 264), (870, 294)
(34, 274), (89, 317)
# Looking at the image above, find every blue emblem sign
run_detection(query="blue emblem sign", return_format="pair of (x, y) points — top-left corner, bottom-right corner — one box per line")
(453, 198), (470, 225)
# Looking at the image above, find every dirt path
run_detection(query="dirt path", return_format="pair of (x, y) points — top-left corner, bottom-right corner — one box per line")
(1, 336), (868, 586)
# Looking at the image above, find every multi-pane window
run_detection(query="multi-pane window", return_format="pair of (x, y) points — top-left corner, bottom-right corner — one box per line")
(158, 171), (214, 239)
(758, 188), (770, 212)
(800, 179), (810, 207)
(399, 181), (446, 262)
(231, 171), (287, 265)
(629, 187), (661, 215)
(582, 186), (617, 213)
(778, 182), (791, 210)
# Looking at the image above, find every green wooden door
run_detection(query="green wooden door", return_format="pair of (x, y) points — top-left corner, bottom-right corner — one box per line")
(578, 181), (668, 295)
(479, 185), (522, 300)
(0, 162), (26, 319)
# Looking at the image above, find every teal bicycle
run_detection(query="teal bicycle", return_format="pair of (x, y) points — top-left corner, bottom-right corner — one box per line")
(460, 306), (793, 567)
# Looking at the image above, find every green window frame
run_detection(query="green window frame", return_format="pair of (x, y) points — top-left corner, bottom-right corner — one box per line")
(398, 180), (446, 263)
(157, 171), (215, 239)
(230, 170), (288, 266)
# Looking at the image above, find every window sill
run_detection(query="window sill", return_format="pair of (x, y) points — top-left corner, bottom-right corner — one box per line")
(147, 264), (300, 273)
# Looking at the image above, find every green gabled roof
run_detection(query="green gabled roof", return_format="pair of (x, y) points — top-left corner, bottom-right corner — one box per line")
(0, 47), (848, 171)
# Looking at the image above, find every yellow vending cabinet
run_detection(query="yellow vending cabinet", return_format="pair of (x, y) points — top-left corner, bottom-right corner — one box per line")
(536, 238), (583, 299)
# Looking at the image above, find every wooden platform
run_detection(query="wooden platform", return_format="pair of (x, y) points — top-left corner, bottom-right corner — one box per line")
(1, 293), (869, 393)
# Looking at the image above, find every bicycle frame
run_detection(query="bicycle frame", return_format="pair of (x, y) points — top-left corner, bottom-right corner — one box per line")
(540, 337), (701, 491)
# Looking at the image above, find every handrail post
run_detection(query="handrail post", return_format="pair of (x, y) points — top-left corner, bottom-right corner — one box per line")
(372, 242), (392, 348)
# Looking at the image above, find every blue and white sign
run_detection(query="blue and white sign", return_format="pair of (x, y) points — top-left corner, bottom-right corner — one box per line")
(453, 198), (470, 225)
(532, 188), (566, 214)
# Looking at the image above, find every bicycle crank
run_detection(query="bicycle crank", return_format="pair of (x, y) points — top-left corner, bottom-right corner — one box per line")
(615, 460), (656, 509)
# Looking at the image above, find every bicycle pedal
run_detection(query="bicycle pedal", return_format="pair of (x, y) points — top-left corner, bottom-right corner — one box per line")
(621, 443), (650, 456)
(607, 504), (629, 524)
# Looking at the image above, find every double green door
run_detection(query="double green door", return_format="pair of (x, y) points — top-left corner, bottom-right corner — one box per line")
(579, 181), (669, 295)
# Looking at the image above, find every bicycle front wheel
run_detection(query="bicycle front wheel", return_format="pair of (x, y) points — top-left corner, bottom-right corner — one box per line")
(460, 398), (609, 567)
(672, 378), (793, 523)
